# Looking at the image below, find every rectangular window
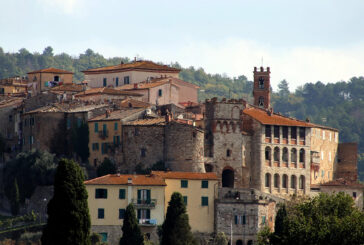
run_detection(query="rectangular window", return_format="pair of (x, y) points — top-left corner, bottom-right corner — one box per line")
(242, 215), (246, 224)
(24, 119), (28, 126)
(158, 89), (162, 97)
(265, 125), (271, 138)
(183, 196), (188, 205)
(8, 115), (12, 122)
(140, 148), (146, 157)
(299, 127), (305, 139)
(181, 180), (188, 188)
(234, 215), (239, 225)
(101, 143), (108, 154)
(95, 188), (108, 199)
(262, 216), (266, 225)
(137, 189), (151, 204)
(114, 122), (118, 131)
(353, 192), (357, 198)
(113, 136), (120, 145)
(77, 118), (82, 127)
(94, 123), (99, 133)
(29, 136), (34, 145)
(137, 209), (150, 219)
(100, 233), (107, 242)
(98, 208), (105, 219)
(30, 117), (35, 126)
(274, 126), (279, 138)
(291, 127), (297, 139)
(92, 143), (99, 151)
(201, 180), (208, 188)
(103, 78), (107, 87)
(103, 124), (107, 132)
(124, 76), (130, 84)
(282, 126), (288, 139)
(119, 209), (125, 219)
(67, 119), (71, 129)
(201, 196), (208, 206)
(323, 131), (326, 140)
(115, 77), (119, 87)
(119, 189), (126, 199)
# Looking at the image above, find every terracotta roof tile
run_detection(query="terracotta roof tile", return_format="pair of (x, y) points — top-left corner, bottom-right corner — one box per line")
(116, 77), (198, 91)
(75, 87), (143, 97)
(125, 117), (166, 126)
(50, 83), (85, 92)
(120, 98), (151, 108)
(82, 61), (180, 74)
(27, 67), (73, 74)
(320, 178), (364, 188)
(84, 174), (166, 186)
(151, 171), (219, 180)
(88, 108), (145, 121)
(243, 107), (312, 127)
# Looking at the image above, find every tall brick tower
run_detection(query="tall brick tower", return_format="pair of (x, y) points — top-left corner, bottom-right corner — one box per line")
(253, 67), (270, 109)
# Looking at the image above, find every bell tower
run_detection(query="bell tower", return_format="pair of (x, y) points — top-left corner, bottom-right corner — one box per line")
(253, 66), (271, 109)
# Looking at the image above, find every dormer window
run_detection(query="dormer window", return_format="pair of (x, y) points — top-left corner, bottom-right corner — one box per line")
(259, 77), (264, 89)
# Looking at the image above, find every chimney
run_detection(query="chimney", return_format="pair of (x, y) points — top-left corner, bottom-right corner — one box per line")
(127, 178), (132, 184)
(106, 110), (110, 118)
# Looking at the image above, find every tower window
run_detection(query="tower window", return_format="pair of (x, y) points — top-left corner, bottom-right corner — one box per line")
(259, 77), (264, 88)
(226, 149), (231, 157)
(258, 97), (264, 107)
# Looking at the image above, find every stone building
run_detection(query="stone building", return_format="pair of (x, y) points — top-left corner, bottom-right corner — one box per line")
(121, 117), (205, 173)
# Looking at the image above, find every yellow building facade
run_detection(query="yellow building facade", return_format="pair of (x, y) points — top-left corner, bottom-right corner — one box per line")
(152, 171), (219, 233)
(310, 126), (339, 185)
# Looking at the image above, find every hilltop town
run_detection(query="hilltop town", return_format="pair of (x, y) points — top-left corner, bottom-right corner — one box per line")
(0, 60), (362, 244)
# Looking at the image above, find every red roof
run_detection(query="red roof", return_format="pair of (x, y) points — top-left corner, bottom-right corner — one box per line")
(75, 87), (142, 97)
(151, 171), (219, 180)
(243, 107), (313, 127)
(27, 67), (73, 74)
(82, 60), (180, 74)
(84, 174), (166, 186)
(320, 178), (364, 188)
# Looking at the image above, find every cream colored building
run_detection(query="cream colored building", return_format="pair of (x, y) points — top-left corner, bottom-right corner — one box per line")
(85, 174), (166, 244)
(82, 60), (180, 88)
(310, 126), (339, 185)
(152, 171), (219, 233)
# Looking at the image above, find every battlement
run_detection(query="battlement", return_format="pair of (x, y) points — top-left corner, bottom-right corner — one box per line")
(254, 66), (270, 73)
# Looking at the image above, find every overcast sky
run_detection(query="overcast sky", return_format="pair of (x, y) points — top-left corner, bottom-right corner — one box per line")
(1, 0), (364, 90)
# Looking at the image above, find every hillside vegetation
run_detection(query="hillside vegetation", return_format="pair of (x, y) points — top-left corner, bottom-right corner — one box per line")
(0, 46), (363, 180)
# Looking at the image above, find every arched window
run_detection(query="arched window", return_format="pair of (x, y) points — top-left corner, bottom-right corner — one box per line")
(236, 240), (243, 245)
(222, 168), (234, 188)
(282, 174), (288, 188)
(282, 147), (288, 162)
(265, 147), (271, 161)
(259, 77), (264, 88)
(299, 149), (305, 163)
(259, 96), (264, 107)
(299, 175), (305, 189)
(291, 148), (297, 163)
(274, 147), (280, 162)
(247, 240), (253, 245)
(274, 174), (280, 188)
(291, 175), (297, 189)
(265, 173), (271, 187)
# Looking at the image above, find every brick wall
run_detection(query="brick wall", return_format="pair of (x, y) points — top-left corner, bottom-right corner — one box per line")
(336, 143), (358, 181)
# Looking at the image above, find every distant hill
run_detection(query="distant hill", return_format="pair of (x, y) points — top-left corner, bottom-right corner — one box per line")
(0, 46), (363, 180)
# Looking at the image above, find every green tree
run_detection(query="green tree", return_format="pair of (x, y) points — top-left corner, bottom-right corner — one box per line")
(161, 192), (197, 245)
(41, 158), (91, 245)
(120, 203), (144, 245)
(97, 158), (117, 177)
(73, 122), (90, 163)
(10, 178), (20, 216)
(213, 232), (228, 245)
(90, 233), (102, 245)
(266, 193), (364, 245)
(277, 80), (290, 97)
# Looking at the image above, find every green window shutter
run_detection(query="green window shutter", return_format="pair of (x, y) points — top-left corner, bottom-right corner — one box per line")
(201, 196), (208, 206)
(201, 180), (208, 188)
(146, 209), (150, 219)
(147, 189), (151, 201)
(119, 209), (125, 219)
(113, 136), (116, 144)
(181, 180), (188, 188)
(114, 122), (118, 130)
(234, 215), (238, 224)
(183, 196), (188, 205)
(243, 215), (246, 224)
(262, 216), (266, 224)
(119, 189), (125, 199)
(137, 209), (141, 219)
(95, 123), (98, 132)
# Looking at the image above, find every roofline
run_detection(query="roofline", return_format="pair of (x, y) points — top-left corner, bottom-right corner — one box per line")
(82, 67), (180, 74)
(27, 70), (74, 74)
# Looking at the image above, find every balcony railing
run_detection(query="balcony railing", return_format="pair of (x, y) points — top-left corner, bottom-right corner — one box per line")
(98, 130), (108, 139)
(131, 199), (157, 208)
(138, 219), (157, 226)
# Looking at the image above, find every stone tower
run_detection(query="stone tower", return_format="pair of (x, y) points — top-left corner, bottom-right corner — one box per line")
(253, 67), (271, 109)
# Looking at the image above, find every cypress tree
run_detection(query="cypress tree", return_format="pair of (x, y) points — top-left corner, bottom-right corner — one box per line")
(120, 203), (144, 245)
(161, 192), (197, 245)
(41, 158), (91, 245)
(10, 178), (20, 216)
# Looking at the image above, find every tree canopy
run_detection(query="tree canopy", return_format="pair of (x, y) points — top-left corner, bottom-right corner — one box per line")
(259, 192), (364, 245)
(41, 158), (91, 245)
(119, 203), (144, 245)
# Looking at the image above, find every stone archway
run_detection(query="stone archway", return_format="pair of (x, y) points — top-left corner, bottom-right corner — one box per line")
(222, 167), (234, 188)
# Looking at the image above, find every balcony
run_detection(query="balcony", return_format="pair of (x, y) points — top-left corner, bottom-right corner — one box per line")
(265, 137), (271, 143)
(265, 160), (271, 167)
(98, 130), (108, 139)
(132, 199), (157, 208)
(138, 219), (157, 226)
